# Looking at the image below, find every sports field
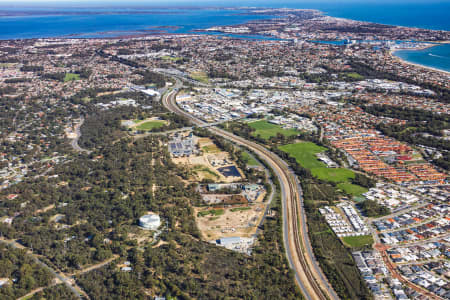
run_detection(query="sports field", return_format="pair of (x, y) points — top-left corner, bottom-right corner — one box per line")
(279, 142), (326, 169)
(135, 120), (166, 131)
(64, 73), (80, 82)
(249, 120), (299, 140)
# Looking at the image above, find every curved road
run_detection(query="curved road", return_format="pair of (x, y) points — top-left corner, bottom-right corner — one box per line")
(70, 117), (92, 154)
(162, 85), (339, 300)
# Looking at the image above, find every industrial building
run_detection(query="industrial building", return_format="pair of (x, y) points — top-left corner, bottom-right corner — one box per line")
(214, 236), (255, 255)
(168, 133), (195, 157)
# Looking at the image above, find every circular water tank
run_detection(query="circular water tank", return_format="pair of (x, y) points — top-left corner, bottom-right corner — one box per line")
(139, 214), (161, 230)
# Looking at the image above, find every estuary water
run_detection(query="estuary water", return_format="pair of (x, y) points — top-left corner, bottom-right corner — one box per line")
(0, 8), (276, 40)
(0, 1), (449, 72)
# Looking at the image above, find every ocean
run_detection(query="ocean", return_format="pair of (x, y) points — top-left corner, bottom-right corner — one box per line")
(0, 1), (449, 72)
(393, 44), (450, 73)
(226, 0), (450, 31)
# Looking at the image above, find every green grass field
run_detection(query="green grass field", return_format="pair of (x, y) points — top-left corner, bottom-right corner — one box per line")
(202, 145), (221, 153)
(0, 63), (15, 67)
(241, 151), (260, 166)
(64, 73), (80, 82)
(337, 183), (368, 196)
(161, 55), (183, 62)
(197, 209), (224, 217)
(345, 72), (364, 80)
(353, 196), (366, 203)
(312, 168), (355, 183)
(190, 71), (209, 83)
(279, 141), (369, 199)
(249, 120), (300, 140)
(342, 235), (374, 248)
(135, 120), (166, 131)
(193, 165), (220, 180)
(230, 207), (252, 212)
(279, 142), (327, 169)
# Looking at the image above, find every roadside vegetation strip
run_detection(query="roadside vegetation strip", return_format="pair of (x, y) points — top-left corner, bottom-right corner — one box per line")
(277, 140), (374, 297)
(342, 235), (374, 248)
(240, 151), (260, 166)
(249, 120), (300, 140)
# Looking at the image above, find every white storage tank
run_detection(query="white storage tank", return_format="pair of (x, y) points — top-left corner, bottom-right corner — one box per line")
(139, 213), (161, 230)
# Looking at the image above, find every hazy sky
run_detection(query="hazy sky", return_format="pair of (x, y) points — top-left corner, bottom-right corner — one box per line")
(1, 0), (447, 3)
(0, 0), (448, 8)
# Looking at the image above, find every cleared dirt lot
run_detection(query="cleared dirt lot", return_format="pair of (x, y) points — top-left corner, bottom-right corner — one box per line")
(194, 204), (265, 240)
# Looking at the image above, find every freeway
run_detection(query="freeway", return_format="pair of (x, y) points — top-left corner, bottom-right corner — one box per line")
(153, 68), (211, 88)
(162, 84), (339, 300)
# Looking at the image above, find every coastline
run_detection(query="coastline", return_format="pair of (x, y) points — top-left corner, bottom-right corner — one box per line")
(390, 44), (450, 75)
(0, 6), (449, 73)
